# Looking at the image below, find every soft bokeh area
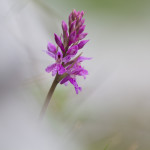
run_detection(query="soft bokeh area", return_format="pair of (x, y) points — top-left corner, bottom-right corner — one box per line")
(0, 0), (150, 149)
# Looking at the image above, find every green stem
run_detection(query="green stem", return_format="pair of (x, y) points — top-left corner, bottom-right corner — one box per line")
(39, 74), (59, 120)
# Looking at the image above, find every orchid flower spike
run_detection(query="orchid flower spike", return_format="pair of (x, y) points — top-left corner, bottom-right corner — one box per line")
(44, 9), (91, 94)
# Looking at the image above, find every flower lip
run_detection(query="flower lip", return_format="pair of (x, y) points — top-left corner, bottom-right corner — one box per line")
(58, 54), (61, 59)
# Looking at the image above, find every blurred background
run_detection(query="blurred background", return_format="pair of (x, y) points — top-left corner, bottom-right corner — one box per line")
(0, 0), (150, 149)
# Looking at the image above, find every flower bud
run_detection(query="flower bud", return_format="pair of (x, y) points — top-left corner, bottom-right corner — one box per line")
(78, 33), (88, 40)
(78, 25), (86, 35)
(62, 21), (68, 32)
(54, 33), (65, 52)
(78, 40), (89, 49)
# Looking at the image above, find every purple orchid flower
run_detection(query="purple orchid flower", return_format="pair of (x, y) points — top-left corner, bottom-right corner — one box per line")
(45, 9), (91, 94)
(45, 45), (65, 76)
(60, 56), (90, 94)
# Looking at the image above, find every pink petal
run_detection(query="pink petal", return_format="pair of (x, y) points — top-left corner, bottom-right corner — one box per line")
(63, 55), (71, 63)
(58, 64), (66, 75)
(67, 45), (78, 56)
(69, 78), (82, 94)
(45, 63), (56, 73)
(43, 50), (55, 58)
(64, 81), (69, 86)
(75, 87), (82, 94)
(78, 33), (88, 40)
(60, 75), (70, 84)
(47, 42), (56, 53)
(78, 25), (86, 35)
(55, 50), (63, 62)
(77, 56), (92, 63)
(52, 70), (57, 76)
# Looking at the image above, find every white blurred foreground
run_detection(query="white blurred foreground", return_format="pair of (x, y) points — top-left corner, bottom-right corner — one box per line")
(0, 0), (150, 150)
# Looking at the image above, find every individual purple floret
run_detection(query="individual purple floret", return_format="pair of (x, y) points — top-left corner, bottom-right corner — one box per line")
(45, 9), (91, 94)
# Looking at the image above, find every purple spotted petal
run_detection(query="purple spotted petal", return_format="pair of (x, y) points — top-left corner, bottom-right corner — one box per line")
(60, 75), (70, 84)
(75, 86), (82, 94)
(77, 56), (92, 63)
(45, 42), (57, 58)
(63, 55), (71, 63)
(64, 81), (69, 86)
(43, 50), (55, 58)
(55, 50), (63, 63)
(77, 68), (88, 79)
(52, 69), (57, 76)
(67, 45), (78, 56)
(71, 66), (88, 79)
(69, 78), (82, 94)
(57, 64), (66, 75)
(47, 42), (56, 53)
(45, 63), (57, 73)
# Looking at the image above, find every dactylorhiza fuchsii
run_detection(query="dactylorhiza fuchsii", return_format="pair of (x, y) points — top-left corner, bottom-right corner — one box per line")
(39, 9), (91, 120)
(45, 9), (91, 94)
